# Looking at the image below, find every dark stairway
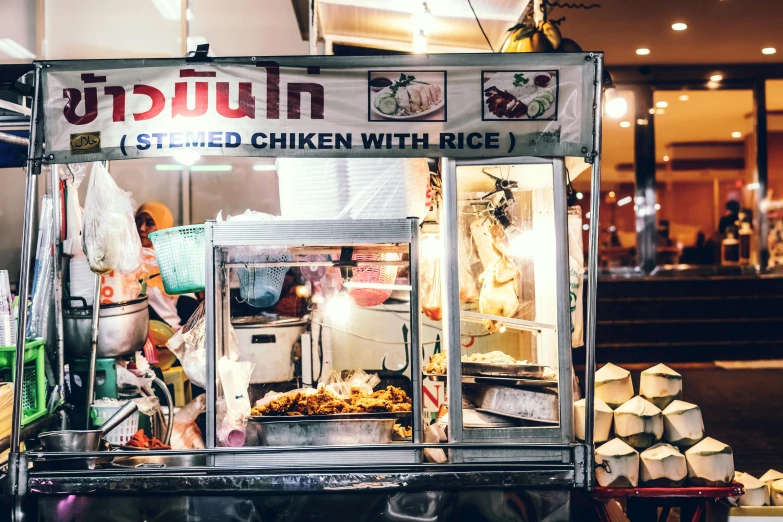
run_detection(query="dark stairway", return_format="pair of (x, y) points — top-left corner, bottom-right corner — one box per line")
(574, 275), (783, 365)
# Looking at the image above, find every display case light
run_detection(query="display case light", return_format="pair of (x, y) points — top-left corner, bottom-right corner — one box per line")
(324, 289), (352, 326)
(421, 234), (441, 259)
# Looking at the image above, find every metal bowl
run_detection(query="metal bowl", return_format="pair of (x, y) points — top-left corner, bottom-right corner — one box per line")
(38, 430), (103, 452)
(252, 416), (396, 447)
(112, 454), (207, 468)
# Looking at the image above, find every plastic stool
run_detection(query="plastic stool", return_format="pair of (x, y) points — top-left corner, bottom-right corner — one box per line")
(162, 366), (192, 407)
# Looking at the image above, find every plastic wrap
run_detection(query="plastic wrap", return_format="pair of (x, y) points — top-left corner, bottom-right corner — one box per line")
(166, 303), (240, 388)
(568, 206), (584, 348)
(0, 271), (14, 346)
(276, 158), (431, 221)
(82, 162), (142, 274)
(420, 236), (441, 321)
(61, 163), (89, 257)
(217, 356), (254, 447)
(322, 369), (380, 397)
(26, 195), (54, 339)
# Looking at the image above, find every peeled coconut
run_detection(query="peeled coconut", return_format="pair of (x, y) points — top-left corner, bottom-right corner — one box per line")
(685, 437), (735, 486)
(595, 438), (639, 487)
(771, 479), (783, 506)
(614, 396), (663, 450)
(735, 472), (769, 507)
(595, 363), (634, 409)
(640, 443), (687, 487)
(640, 364), (682, 410)
(761, 470), (783, 498)
(662, 400), (705, 448)
(574, 398), (613, 443)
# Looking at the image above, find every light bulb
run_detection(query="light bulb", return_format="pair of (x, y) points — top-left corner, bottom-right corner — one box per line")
(505, 226), (535, 259)
(605, 88), (628, 119)
(324, 290), (352, 327)
(295, 284), (311, 298)
(498, 324), (507, 334)
(172, 149), (201, 166)
(413, 30), (427, 54)
(413, 3), (433, 34)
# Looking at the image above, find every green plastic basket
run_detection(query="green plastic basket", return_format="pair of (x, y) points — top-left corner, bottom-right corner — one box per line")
(149, 225), (206, 295)
(0, 339), (47, 426)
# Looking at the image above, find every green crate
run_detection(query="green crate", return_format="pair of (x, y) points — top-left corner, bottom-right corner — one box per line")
(0, 339), (47, 426)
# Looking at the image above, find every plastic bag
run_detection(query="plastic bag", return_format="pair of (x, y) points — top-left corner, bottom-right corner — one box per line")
(27, 195), (54, 339)
(217, 356), (254, 447)
(169, 394), (206, 450)
(82, 162), (142, 274)
(61, 163), (89, 257)
(420, 246), (441, 321)
(568, 206), (584, 348)
(322, 368), (380, 398)
(167, 303), (240, 388)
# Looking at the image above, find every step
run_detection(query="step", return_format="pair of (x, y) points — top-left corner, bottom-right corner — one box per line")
(595, 318), (783, 344)
(595, 295), (783, 321)
(596, 276), (783, 299)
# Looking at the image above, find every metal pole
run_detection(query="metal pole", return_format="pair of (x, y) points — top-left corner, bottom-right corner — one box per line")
(753, 80), (769, 270)
(9, 65), (43, 498)
(408, 218), (423, 458)
(85, 273), (101, 427)
(634, 84), (657, 273)
(584, 53), (604, 489)
(51, 165), (66, 409)
(205, 221), (216, 448)
(440, 157), (463, 463)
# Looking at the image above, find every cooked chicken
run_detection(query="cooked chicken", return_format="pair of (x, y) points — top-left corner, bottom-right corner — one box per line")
(478, 257), (520, 332)
(470, 218), (502, 269)
(251, 386), (411, 416)
(484, 87), (527, 119)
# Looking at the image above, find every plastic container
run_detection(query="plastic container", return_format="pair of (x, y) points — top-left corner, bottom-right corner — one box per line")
(0, 339), (47, 426)
(90, 400), (140, 446)
(334, 252), (401, 308)
(237, 250), (291, 308)
(149, 225), (206, 294)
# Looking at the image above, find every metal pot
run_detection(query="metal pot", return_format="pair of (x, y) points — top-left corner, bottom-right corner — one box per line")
(63, 296), (149, 358)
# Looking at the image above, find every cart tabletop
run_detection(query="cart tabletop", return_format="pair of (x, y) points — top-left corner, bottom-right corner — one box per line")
(591, 483), (744, 499)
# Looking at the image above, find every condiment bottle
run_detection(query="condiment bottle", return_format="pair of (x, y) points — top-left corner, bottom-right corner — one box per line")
(739, 222), (752, 264)
(722, 227), (740, 266)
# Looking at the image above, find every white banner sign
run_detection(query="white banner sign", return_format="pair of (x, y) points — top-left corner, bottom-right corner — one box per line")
(42, 55), (598, 162)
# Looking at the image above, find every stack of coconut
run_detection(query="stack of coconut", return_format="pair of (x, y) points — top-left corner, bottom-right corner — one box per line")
(575, 363), (741, 495)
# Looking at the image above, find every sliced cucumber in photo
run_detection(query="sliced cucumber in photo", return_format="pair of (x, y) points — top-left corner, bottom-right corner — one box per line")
(527, 100), (542, 119)
(536, 97), (552, 111)
(540, 91), (555, 104)
(377, 95), (398, 115)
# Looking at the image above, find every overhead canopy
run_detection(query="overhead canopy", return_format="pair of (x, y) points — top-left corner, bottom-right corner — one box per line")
(316, 0), (530, 53)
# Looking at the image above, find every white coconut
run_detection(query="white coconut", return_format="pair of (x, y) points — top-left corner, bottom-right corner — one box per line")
(614, 396), (663, 450)
(595, 438), (639, 488)
(761, 470), (783, 498)
(640, 363), (682, 410)
(595, 363), (634, 409)
(662, 400), (705, 448)
(771, 479), (783, 506)
(685, 437), (735, 487)
(574, 398), (613, 443)
(735, 472), (769, 507)
(640, 443), (687, 487)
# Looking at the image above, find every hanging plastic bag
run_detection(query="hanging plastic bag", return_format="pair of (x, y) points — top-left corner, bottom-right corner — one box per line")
(26, 195), (54, 339)
(61, 163), (89, 257)
(217, 356), (254, 447)
(82, 162), (142, 274)
(167, 302), (240, 388)
(420, 239), (442, 321)
(568, 206), (585, 348)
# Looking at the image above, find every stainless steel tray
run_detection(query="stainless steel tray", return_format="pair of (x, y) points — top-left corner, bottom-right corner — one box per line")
(251, 416), (399, 447)
(462, 361), (552, 379)
(425, 373), (556, 388)
(465, 384), (560, 424)
(249, 411), (411, 423)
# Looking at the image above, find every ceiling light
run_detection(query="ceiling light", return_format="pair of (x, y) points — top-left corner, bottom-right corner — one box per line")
(762, 47), (777, 55)
(585, 211), (591, 219)
(0, 39), (35, 59)
(663, 155), (670, 162)
(655, 108), (665, 115)
(155, 165), (184, 171)
(617, 196), (633, 207)
(608, 191), (616, 198)
(151, 0), (181, 20)
(706, 81), (720, 90)
(620, 121), (631, 128)
(582, 224), (589, 231)
(671, 22), (688, 31)
(710, 74), (723, 82)
(172, 149), (201, 166)
(637, 118), (648, 125)
(679, 94), (689, 101)
(190, 165), (233, 172)
(413, 2), (434, 34)
(731, 131), (742, 139)
(252, 164), (276, 171)
(654, 204), (661, 210)
(656, 101), (668, 108)
(412, 30), (427, 54)
(636, 48), (651, 56)
(605, 88), (628, 118)
(576, 192), (584, 200)
(747, 182), (760, 190)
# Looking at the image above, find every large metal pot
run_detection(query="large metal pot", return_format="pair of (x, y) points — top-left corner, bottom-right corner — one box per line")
(63, 296), (149, 358)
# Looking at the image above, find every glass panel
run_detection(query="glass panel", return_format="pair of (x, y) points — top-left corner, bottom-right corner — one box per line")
(454, 163), (559, 430)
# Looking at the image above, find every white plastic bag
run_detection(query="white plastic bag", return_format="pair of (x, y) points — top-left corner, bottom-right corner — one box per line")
(217, 356), (254, 447)
(169, 394), (206, 450)
(61, 163), (89, 257)
(82, 162), (142, 274)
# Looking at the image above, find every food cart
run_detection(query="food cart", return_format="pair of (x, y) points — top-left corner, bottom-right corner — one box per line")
(5, 50), (604, 521)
